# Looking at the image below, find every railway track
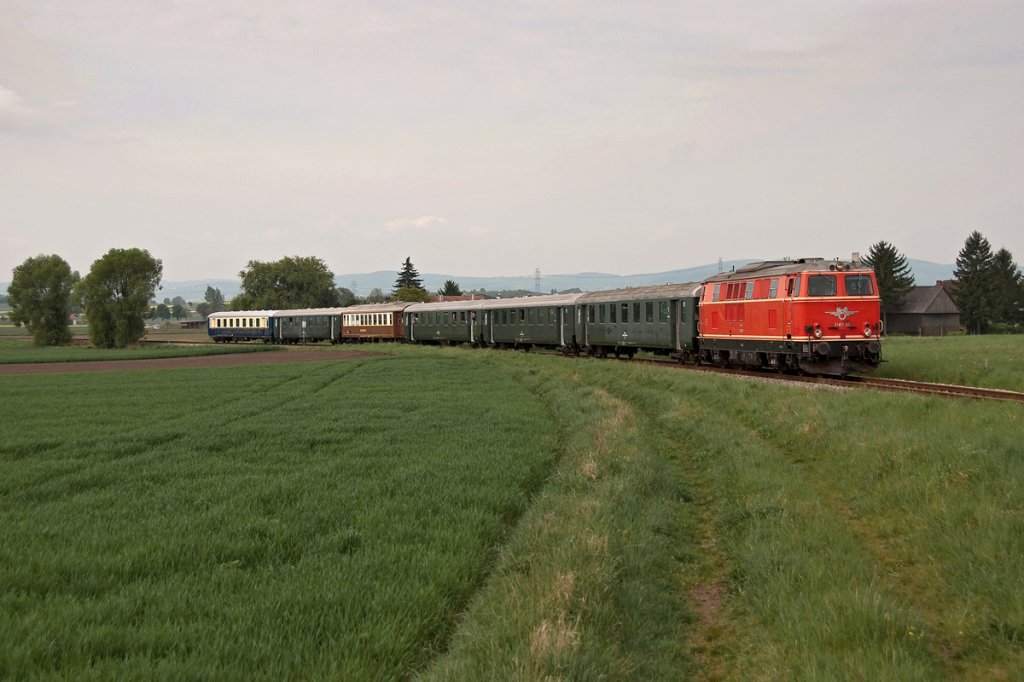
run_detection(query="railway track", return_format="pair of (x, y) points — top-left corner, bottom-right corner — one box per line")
(84, 338), (1024, 403)
(625, 356), (1024, 403)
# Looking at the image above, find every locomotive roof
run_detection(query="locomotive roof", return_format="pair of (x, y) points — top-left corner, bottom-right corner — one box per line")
(703, 258), (870, 282)
(577, 282), (702, 304)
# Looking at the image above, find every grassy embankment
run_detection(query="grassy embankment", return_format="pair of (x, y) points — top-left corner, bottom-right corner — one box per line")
(875, 334), (1024, 391)
(1, 344), (1021, 679)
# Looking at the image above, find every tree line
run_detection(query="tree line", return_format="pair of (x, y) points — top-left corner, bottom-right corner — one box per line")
(8, 237), (1020, 349)
(864, 231), (1022, 334)
(5, 253), (453, 347)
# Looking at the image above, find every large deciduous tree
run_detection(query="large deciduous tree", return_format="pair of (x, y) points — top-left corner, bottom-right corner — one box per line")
(862, 241), (916, 327)
(8, 254), (80, 346)
(954, 231), (995, 334)
(393, 286), (434, 303)
(393, 257), (424, 294)
(76, 248), (163, 348)
(235, 256), (341, 310)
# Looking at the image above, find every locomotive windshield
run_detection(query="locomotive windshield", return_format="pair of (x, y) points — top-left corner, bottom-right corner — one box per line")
(844, 274), (874, 295)
(807, 275), (837, 296)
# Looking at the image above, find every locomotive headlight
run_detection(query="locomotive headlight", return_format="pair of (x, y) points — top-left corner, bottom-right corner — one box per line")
(813, 324), (823, 339)
(863, 324), (872, 337)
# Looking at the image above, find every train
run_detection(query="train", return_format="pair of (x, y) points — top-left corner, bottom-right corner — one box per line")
(208, 257), (884, 375)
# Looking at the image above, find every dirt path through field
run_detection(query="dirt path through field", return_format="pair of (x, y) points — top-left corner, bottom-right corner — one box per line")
(0, 349), (385, 376)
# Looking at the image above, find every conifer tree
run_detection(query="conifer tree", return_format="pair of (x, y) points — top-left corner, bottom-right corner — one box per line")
(954, 231), (995, 334)
(990, 248), (1022, 327)
(862, 241), (915, 326)
(393, 257), (424, 294)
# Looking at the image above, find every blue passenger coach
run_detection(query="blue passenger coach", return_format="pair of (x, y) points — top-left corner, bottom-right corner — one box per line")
(208, 310), (278, 343)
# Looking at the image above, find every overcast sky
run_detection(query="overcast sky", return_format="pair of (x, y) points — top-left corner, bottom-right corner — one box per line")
(2, 1), (1021, 282)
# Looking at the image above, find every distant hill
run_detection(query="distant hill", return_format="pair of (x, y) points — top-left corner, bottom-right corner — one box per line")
(0, 259), (958, 304)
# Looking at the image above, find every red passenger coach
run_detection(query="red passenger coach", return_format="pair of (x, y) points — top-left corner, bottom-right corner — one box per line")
(341, 303), (410, 342)
(698, 258), (883, 375)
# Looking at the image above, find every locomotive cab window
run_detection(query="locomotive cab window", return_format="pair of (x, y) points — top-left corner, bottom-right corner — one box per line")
(807, 275), (837, 297)
(844, 274), (874, 295)
(787, 277), (801, 297)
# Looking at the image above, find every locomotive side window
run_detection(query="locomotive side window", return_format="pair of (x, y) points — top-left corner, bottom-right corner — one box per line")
(712, 284), (721, 302)
(744, 282), (754, 300)
(807, 275), (837, 297)
(769, 278), (779, 298)
(845, 275), (874, 295)
(787, 277), (801, 297)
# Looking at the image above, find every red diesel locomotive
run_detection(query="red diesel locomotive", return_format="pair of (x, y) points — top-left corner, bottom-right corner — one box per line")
(698, 258), (883, 375)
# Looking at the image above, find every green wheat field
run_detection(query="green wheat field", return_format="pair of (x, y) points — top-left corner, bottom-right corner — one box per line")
(1, 338), (1022, 680)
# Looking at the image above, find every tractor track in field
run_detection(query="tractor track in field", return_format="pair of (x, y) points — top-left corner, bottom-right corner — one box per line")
(0, 348), (384, 376)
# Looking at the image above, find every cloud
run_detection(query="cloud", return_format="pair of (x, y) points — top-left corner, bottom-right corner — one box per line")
(466, 225), (493, 236)
(382, 215), (447, 233)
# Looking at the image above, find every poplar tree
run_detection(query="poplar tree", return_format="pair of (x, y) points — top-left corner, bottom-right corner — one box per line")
(954, 231), (995, 334)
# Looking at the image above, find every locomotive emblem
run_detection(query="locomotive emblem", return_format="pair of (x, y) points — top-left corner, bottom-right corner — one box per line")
(825, 306), (858, 321)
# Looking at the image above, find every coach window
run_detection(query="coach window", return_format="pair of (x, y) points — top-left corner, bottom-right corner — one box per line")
(621, 303), (629, 323)
(646, 301), (654, 323)
(807, 275), (837, 297)
(844, 274), (874, 295)
(659, 301), (669, 322)
(610, 304), (617, 323)
(599, 306), (605, 323)
(549, 308), (556, 324)
(588, 305), (595, 323)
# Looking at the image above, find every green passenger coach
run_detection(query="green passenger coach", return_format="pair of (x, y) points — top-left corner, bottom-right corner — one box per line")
(578, 283), (701, 359)
(482, 293), (584, 350)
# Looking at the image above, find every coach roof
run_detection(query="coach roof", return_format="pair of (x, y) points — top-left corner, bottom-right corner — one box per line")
(578, 282), (702, 305)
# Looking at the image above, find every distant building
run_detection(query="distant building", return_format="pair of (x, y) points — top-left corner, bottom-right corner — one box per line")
(886, 281), (961, 336)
